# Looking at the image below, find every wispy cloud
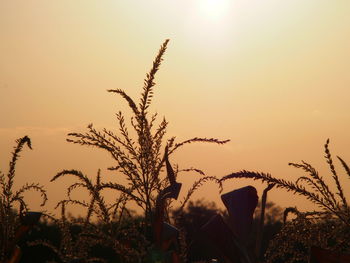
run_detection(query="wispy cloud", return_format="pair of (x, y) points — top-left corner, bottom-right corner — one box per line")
(0, 124), (119, 137)
(0, 126), (74, 136)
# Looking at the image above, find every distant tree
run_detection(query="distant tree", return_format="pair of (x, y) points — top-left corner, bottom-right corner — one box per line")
(251, 201), (283, 261)
(254, 201), (283, 225)
(172, 199), (283, 262)
(172, 199), (223, 262)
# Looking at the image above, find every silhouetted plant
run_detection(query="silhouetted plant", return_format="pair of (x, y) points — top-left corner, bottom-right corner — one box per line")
(220, 139), (350, 262)
(265, 209), (350, 263)
(51, 169), (132, 225)
(0, 136), (47, 261)
(47, 40), (229, 262)
(250, 201), (283, 262)
(65, 39), (229, 224)
(45, 170), (147, 262)
(29, 207), (110, 263)
(220, 139), (350, 225)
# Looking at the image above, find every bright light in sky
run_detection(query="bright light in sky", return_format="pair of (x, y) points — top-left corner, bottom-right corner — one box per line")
(198, 0), (231, 21)
(185, 0), (234, 50)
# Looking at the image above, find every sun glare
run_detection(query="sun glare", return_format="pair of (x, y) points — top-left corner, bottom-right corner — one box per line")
(198, 0), (231, 22)
(185, 0), (234, 50)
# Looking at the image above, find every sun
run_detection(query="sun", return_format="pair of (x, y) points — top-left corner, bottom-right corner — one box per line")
(184, 0), (234, 50)
(197, 0), (231, 22)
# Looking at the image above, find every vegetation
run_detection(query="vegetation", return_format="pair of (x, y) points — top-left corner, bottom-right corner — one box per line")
(266, 209), (350, 263)
(64, 39), (229, 224)
(1, 40), (349, 263)
(14, 39), (229, 263)
(0, 136), (47, 262)
(221, 139), (350, 262)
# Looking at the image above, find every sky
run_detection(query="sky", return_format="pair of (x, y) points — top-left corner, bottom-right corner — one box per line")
(1, 0), (350, 217)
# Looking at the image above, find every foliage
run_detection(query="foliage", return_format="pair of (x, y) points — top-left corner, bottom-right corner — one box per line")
(65, 39), (229, 224)
(0, 136), (47, 261)
(172, 200), (225, 262)
(172, 199), (283, 262)
(40, 39), (229, 262)
(29, 209), (149, 263)
(220, 139), (350, 262)
(266, 210), (350, 263)
(29, 211), (108, 263)
(51, 169), (132, 225)
(220, 139), (350, 225)
(254, 201), (282, 225)
(251, 201), (283, 261)
(42, 170), (148, 263)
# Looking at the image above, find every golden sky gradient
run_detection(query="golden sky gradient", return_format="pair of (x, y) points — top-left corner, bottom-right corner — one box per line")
(1, 0), (350, 216)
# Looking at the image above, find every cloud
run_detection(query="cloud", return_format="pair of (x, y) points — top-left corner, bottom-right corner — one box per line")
(0, 124), (119, 137)
(0, 126), (73, 137)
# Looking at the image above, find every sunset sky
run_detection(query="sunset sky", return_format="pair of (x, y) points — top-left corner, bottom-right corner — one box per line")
(1, 0), (350, 217)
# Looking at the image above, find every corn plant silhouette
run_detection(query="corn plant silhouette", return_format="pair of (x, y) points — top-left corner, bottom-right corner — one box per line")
(0, 136), (47, 261)
(62, 39), (229, 226)
(220, 139), (350, 262)
(220, 139), (350, 225)
(48, 169), (149, 262)
(265, 207), (350, 263)
(29, 201), (142, 263)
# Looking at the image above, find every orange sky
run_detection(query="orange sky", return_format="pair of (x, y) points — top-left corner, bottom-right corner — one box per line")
(1, 0), (350, 217)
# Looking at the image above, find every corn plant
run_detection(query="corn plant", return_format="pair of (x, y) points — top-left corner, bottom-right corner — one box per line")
(29, 202), (145, 263)
(46, 169), (147, 262)
(220, 139), (350, 262)
(46, 40), (229, 263)
(0, 136), (47, 261)
(51, 169), (131, 225)
(265, 208), (350, 263)
(65, 39), (229, 224)
(220, 139), (350, 225)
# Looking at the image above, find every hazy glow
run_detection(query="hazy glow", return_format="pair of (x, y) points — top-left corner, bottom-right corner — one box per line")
(185, 0), (234, 51)
(197, 0), (231, 22)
